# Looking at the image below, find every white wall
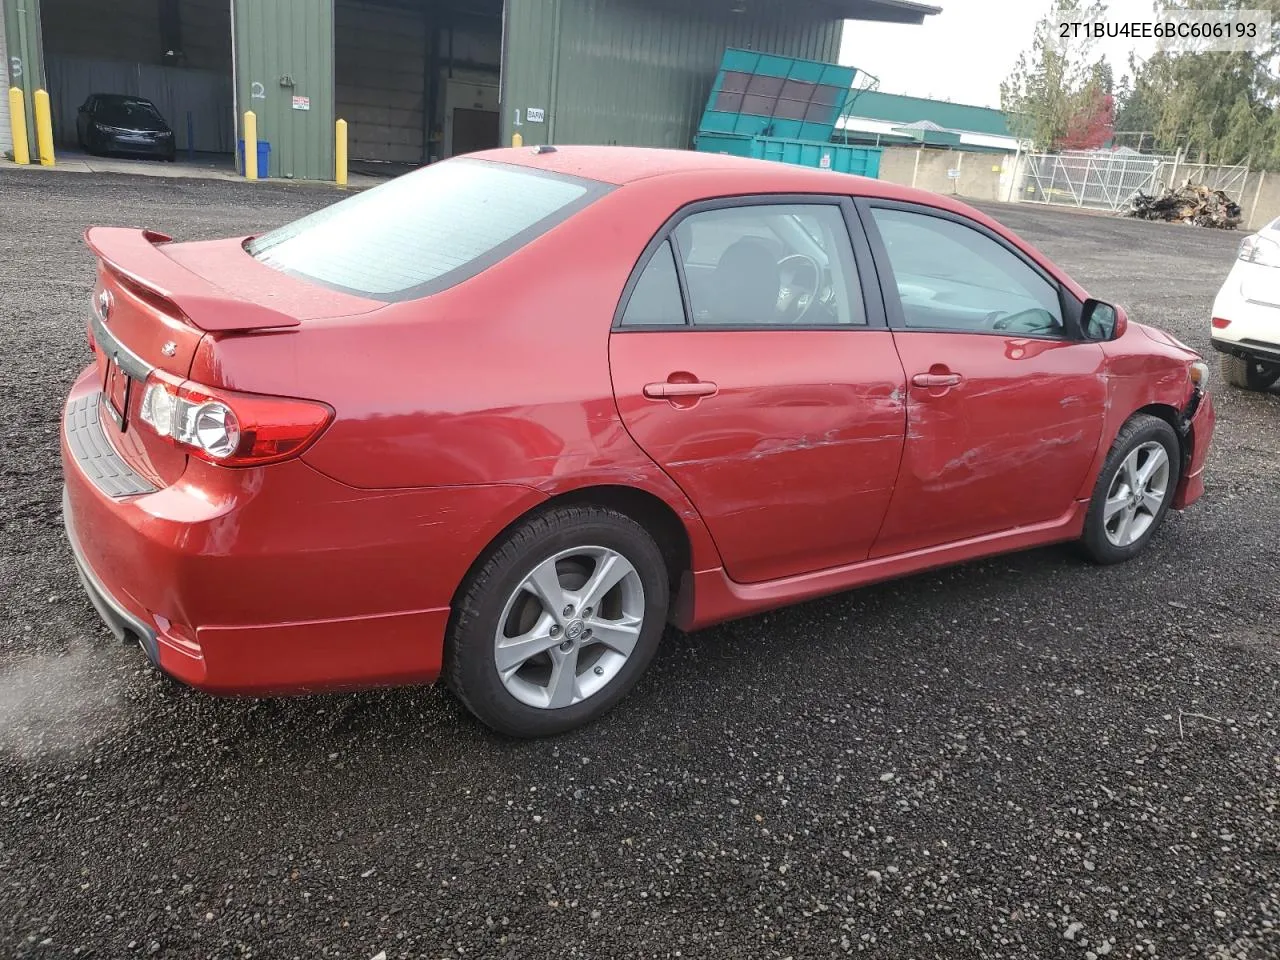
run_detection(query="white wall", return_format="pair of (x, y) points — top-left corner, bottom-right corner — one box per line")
(875, 145), (1019, 203)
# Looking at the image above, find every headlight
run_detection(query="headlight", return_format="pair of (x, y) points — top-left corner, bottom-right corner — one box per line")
(1238, 234), (1280, 267)
(1190, 360), (1210, 388)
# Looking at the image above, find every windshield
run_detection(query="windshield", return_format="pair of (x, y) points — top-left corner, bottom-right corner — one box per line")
(248, 158), (609, 301)
(96, 98), (165, 128)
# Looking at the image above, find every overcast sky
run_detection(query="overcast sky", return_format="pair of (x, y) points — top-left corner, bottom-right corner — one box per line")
(839, 0), (1161, 108)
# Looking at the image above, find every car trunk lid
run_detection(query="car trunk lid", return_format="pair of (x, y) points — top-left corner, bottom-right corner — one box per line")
(84, 227), (379, 488)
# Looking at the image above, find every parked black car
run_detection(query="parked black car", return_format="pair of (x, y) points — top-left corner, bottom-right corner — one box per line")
(76, 94), (176, 161)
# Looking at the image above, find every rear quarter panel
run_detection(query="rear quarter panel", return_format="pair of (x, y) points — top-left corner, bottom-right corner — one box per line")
(196, 175), (739, 572)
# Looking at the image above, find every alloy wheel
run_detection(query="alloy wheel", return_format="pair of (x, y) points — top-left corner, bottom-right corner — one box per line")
(1103, 441), (1171, 547)
(494, 546), (646, 709)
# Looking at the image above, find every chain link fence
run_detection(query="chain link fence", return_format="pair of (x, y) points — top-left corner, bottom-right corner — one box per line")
(1020, 150), (1250, 212)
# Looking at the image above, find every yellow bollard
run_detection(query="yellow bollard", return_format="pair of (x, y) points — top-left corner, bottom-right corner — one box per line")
(33, 89), (55, 166)
(335, 118), (347, 187)
(8, 88), (30, 165)
(512, 131), (523, 148)
(243, 110), (258, 180)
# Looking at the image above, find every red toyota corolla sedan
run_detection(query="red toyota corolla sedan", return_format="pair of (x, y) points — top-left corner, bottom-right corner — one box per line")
(62, 146), (1215, 736)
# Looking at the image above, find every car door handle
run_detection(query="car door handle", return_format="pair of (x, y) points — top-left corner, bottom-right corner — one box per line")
(912, 372), (963, 388)
(643, 380), (719, 399)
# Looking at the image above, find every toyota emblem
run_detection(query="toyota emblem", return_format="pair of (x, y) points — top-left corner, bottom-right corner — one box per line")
(96, 288), (113, 321)
(161, 341), (177, 357)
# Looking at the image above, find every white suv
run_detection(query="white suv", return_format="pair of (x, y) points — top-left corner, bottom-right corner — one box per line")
(1211, 220), (1280, 391)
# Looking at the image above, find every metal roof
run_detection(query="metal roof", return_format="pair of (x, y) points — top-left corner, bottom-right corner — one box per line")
(711, 0), (941, 24)
(843, 90), (1011, 137)
(829, 0), (942, 23)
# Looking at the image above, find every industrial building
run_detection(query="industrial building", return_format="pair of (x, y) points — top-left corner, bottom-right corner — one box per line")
(837, 90), (1016, 153)
(3, 0), (938, 180)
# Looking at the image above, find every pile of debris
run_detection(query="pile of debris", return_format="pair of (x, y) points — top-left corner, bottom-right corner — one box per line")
(1124, 181), (1243, 229)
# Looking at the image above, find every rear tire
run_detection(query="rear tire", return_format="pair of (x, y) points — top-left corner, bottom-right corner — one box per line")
(1221, 353), (1280, 391)
(1080, 414), (1181, 565)
(445, 505), (669, 738)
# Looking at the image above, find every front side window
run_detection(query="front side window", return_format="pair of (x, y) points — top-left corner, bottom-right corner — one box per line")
(869, 207), (1066, 338)
(672, 204), (866, 327)
(248, 158), (605, 301)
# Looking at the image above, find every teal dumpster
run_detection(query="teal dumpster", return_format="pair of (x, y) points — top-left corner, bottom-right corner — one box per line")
(695, 133), (881, 179)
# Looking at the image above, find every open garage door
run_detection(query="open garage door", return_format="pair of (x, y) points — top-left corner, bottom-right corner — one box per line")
(41, 0), (234, 160)
(336, 1), (427, 166)
(335, 0), (501, 172)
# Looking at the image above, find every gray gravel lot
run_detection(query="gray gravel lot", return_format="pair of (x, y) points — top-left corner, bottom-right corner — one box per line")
(1, 168), (1278, 960)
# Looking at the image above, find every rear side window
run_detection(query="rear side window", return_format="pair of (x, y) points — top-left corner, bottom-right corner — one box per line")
(621, 241), (686, 326)
(248, 158), (607, 301)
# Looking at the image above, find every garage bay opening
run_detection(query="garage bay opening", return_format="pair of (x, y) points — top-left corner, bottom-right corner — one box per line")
(41, 0), (235, 169)
(335, 0), (502, 176)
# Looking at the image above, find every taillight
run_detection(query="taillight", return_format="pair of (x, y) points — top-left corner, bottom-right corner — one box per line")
(139, 371), (332, 467)
(1212, 317), (1231, 329)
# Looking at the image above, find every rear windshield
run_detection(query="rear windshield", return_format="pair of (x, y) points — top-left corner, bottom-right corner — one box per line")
(247, 158), (608, 301)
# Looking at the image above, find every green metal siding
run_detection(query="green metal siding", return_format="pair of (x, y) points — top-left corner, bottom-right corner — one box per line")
(0, 0), (10, 154)
(3, 0), (46, 159)
(845, 90), (1011, 138)
(232, 0), (334, 180)
(502, 0), (842, 150)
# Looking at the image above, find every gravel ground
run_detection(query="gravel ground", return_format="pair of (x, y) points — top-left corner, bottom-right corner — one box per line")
(0, 168), (1277, 960)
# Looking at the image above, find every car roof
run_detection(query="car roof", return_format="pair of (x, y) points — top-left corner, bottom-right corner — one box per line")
(468, 145), (948, 206)
(467, 145), (1090, 305)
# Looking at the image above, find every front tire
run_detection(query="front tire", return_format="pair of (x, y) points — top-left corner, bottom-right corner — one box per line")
(1080, 414), (1181, 565)
(1221, 353), (1280, 391)
(445, 505), (670, 737)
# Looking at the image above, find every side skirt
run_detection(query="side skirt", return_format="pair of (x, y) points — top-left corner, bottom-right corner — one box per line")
(676, 502), (1088, 631)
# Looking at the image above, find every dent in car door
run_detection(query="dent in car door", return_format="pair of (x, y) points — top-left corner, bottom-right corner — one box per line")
(859, 201), (1107, 557)
(609, 199), (908, 584)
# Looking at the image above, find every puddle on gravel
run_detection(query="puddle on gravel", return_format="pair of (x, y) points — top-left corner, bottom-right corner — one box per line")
(0, 647), (124, 757)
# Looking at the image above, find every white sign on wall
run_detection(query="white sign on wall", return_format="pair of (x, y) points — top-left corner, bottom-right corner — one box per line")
(526, 107), (546, 123)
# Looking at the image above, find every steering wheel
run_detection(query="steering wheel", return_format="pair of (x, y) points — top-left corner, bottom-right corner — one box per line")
(776, 253), (822, 323)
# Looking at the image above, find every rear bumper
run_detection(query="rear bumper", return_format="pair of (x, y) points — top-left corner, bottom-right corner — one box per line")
(1211, 336), (1280, 363)
(63, 485), (162, 668)
(1210, 268), (1280, 360)
(61, 366), (545, 695)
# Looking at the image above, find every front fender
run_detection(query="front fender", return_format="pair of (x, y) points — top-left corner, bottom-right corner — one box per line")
(1074, 324), (1201, 501)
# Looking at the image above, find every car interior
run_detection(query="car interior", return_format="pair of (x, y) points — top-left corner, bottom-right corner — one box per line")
(676, 206), (865, 326)
(871, 208), (1067, 337)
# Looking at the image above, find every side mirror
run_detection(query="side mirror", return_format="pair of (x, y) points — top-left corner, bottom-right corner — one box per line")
(1082, 298), (1126, 341)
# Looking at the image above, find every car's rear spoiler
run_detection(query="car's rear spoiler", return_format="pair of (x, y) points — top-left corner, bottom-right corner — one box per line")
(83, 226), (301, 332)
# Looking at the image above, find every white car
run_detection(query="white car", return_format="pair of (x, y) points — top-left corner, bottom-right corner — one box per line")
(1211, 221), (1280, 391)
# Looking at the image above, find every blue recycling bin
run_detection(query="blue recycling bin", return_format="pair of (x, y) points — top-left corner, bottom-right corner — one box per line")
(236, 139), (271, 177)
